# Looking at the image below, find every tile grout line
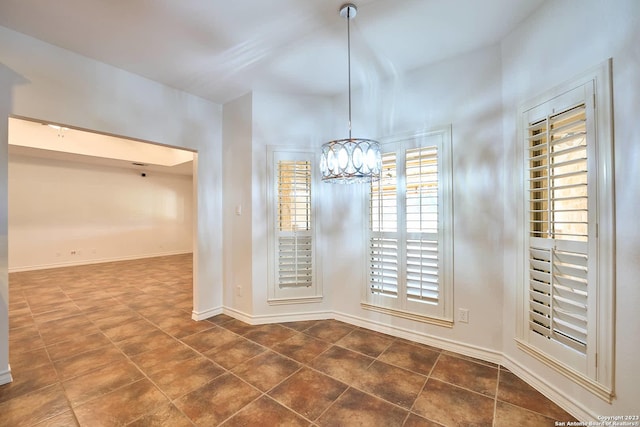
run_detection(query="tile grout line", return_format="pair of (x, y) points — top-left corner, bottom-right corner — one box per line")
(493, 365), (503, 427)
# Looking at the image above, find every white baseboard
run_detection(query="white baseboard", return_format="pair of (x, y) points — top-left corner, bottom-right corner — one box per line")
(0, 365), (12, 386)
(501, 354), (595, 422)
(192, 306), (223, 321)
(333, 310), (503, 365)
(222, 306), (332, 325)
(8, 250), (192, 273)
(216, 307), (500, 364)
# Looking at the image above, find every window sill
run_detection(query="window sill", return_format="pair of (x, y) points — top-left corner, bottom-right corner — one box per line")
(268, 296), (323, 305)
(515, 338), (614, 403)
(361, 302), (453, 328)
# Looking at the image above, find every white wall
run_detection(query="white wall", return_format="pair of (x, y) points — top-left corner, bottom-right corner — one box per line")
(222, 93), (254, 315)
(501, 0), (640, 418)
(326, 45), (506, 357)
(221, 90), (335, 321)
(8, 154), (193, 271)
(0, 25), (223, 382)
(250, 91), (334, 319)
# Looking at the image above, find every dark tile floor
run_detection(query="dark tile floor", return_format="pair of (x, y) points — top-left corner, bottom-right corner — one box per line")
(1, 254), (577, 426)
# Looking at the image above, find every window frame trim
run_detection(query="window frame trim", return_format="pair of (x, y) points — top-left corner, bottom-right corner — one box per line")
(514, 59), (615, 402)
(362, 127), (454, 326)
(266, 146), (323, 304)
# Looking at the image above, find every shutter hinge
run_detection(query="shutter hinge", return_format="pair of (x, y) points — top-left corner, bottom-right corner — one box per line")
(595, 352), (598, 368)
(593, 93), (596, 109)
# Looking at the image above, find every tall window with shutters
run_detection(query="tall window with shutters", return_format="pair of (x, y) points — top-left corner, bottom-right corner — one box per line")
(365, 129), (453, 325)
(517, 62), (614, 401)
(527, 104), (591, 359)
(267, 148), (321, 303)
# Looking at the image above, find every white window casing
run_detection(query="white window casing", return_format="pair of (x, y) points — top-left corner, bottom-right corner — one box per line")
(363, 127), (453, 326)
(515, 60), (614, 402)
(267, 148), (322, 304)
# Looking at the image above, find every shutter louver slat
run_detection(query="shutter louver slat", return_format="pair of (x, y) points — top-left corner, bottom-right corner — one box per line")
(278, 236), (312, 288)
(370, 152), (398, 233)
(405, 145), (439, 306)
(369, 237), (399, 297)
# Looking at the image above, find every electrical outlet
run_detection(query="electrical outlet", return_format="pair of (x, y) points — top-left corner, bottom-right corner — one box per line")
(458, 308), (469, 323)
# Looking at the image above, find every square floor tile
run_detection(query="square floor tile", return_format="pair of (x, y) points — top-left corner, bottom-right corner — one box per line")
(355, 360), (426, 409)
(494, 400), (561, 427)
(219, 318), (256, 335)
(0, 362), (59, 404)
(272, 332), (331, 364)
(0, 384), (71, 426)
(128, 402), (193, 427)
(378, 340), (440, 376)
(204, 337), (266, 370)
(180, 325), (239, 353)
(310, 345), (374, 384)
(115, 329), (177, 357)
(46, 332), (112, 362)
(147, 355), (225, 400)
(53, 345), (127, 381)
(232, 351), (300, 392)
(62, 359), (144, 406)
(317, 387), (408, 427)
(336, 328), (394, 357)
(412, 378), (494, 426)
(221, 395), (309, 427)
(131, 341), (200, 376)
(269, 367), (348, 421)
(243, 323), (298, 348)
(73, 379), (168, 426)
(175, 373), (261, 426)
(497, 370), (575, 421)
(430, 353), (498, 397)
(305, 320), (355, 343)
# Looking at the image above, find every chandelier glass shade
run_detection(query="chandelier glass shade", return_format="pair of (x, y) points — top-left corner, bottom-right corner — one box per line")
(320, 3), (382, 184)
(320, 138), (381, 183)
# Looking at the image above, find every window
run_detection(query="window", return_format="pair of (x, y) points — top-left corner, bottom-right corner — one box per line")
(516, 61), (614, 401)
(364, 128), (453, 326)
(267, 148), (321, 303)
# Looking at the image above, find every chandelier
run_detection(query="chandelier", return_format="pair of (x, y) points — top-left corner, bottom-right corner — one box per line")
(320, 3), (382, 184)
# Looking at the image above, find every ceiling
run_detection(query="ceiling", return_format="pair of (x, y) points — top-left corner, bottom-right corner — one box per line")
(8, 117), (195, 176)
(1, 1), (544, 173)
(0, 0), (546, 104)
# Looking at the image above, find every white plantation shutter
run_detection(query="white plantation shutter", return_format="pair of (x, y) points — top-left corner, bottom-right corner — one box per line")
(518, 63), (614, 401)
(406, 238), (438, 304)
(370, 152), (398, 297)
(277, 160), (312, 288)
(369, 238), (398, 296)
(267, 148), (321, 303)
(527, 104), (589, 358)
(278, 235), (312, 288)
(366, 129), (453, 324)
(405, 147), (439, 305)
(528, 243), (588, 355)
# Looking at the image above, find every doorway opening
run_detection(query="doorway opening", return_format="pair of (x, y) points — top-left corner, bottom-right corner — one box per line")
(7, 115), (198, 309)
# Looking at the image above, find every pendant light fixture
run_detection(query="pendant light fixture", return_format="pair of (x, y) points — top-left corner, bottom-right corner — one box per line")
(320, 3), (382, 184)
